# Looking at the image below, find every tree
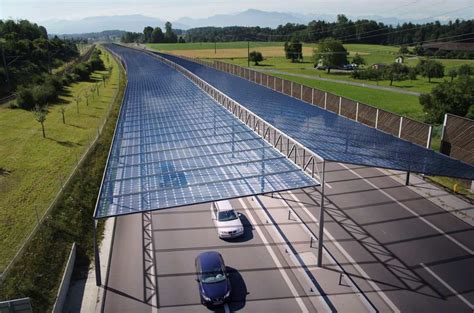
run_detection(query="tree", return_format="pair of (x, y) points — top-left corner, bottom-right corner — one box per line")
(399, 46), (409, 55)
(249, 51), (263, 65)
(383, 63), (410, 86)
(143, 26), (153, 43)
(458, 64), (472, 76)
(164, 22), (178, 43)
(413, 45), (424, 56)
(33, 104), (48, 138)
(151, 27), (164, 43)
(352, 53), (365, 66)
(448, 68), (458, 82)
(313, 38), (348, 73)
(284, 40), (303, 63)
(416, 59), (444, 82)
(419, 76), (474, 123)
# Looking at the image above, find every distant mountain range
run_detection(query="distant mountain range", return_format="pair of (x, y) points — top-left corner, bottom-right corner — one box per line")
(44, 15), (188, 34)
(42, 9), (460, 35)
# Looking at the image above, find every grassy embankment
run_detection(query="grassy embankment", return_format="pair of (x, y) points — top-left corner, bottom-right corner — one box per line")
(0, 47), (117, 272)
(0, 46), (125, 312)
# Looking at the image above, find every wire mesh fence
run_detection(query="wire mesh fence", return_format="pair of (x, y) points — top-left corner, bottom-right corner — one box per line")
(0, 49), (124, 282)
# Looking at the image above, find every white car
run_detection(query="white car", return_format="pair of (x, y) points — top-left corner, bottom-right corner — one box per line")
(212, 200), (244, 239)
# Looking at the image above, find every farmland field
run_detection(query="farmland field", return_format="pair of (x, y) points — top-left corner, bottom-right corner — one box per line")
(0, 47), (119, 271)
(146, 42), (474, 95)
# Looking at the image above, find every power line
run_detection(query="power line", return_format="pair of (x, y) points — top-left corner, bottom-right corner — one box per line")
(334, 4), (474, 42)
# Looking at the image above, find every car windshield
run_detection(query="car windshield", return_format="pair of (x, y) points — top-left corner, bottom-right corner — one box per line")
(201, 267), (226, 284)
(218, 210), (238, 222)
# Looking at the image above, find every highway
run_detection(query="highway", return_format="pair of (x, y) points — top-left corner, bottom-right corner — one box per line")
(101, 46), (473, 312)
(102, 161), (474, 312)
(103, 200), (322, 312)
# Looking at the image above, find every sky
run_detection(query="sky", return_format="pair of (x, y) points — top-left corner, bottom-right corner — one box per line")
(1, 0), (473, 22)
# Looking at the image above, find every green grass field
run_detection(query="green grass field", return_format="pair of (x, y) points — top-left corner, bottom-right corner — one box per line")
(147, 41), (283, 51)
(0, 47), (119, 271)
(215, 56), (474, 95)
(272, 73), (424, 120)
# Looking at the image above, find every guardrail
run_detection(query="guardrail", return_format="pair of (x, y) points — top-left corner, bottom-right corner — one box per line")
(0, 297), (32, 313)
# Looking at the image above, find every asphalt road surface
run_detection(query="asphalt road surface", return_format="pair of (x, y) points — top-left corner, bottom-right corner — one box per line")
(103, 199), (321, 312)
(273, 162), (474, 312)
(102, 161), (474, 312)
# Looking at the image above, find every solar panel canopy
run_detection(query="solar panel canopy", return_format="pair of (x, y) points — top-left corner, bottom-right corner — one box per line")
(157, 52), (474, 180)
(95, 45), (318, 219)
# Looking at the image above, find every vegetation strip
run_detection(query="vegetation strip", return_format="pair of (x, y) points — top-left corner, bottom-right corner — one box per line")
(0, 47), (114, 271)
(0, 49), (125, 312)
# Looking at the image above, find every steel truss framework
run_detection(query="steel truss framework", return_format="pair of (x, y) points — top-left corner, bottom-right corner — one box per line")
(95, 45), (319, 220)
(159, 52), (474, 181)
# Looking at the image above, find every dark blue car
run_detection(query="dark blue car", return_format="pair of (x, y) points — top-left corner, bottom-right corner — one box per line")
(195, 251), (231, 306)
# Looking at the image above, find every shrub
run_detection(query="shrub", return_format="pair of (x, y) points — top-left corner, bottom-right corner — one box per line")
(458, 64), (472, 76)
(16, 86), (35, 109)
(249, 51), (263, 65)
(73, 63), (92, 81)
(32, 83), (57, 106)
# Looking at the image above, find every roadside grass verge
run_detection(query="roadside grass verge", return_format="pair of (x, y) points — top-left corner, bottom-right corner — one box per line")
(0, 48), (118, 272)
(0, 46), (125, 312)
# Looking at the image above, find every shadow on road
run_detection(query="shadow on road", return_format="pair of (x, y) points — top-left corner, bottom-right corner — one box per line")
(227, 266), (248, 311)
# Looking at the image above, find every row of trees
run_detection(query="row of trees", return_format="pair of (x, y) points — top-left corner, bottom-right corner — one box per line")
(121, 22), (183, 44)
(183, 16), (473, 47)
(0, 19), (79, 96)
(26, 49), (109, 138)
(351, 59), (472, 85)
(16, 49), (105, 110)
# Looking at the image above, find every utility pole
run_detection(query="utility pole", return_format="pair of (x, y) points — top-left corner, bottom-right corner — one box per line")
(214, 41), (216, 54)
(247, 40), (250, 67)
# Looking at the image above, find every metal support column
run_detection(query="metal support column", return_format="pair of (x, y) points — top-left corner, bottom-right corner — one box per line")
(317, 160), (326, 267)
(94, 220), (102, 286)
(406, 172), (410, 186)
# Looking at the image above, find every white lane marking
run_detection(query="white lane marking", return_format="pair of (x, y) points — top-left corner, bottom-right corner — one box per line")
(421, 263), (474, 310)
(285, 190), (400, 313)
(341, 164), (474, 255)
(252, 196), (333, 313)
(237, 198), (309, 313)
(224, 303), (231, 313)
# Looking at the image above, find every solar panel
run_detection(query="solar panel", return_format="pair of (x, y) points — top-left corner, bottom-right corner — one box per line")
(157, 52), (474, 180)
(94, 45), (319, 219)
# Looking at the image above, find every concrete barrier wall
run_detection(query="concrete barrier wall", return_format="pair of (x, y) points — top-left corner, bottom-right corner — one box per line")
(441, 114), (474, 164)
(52, 243), (76, 313)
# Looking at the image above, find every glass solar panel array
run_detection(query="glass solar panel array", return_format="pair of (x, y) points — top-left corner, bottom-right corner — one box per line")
(95, 45), (318, 219)
(158, 53), (474, 180)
